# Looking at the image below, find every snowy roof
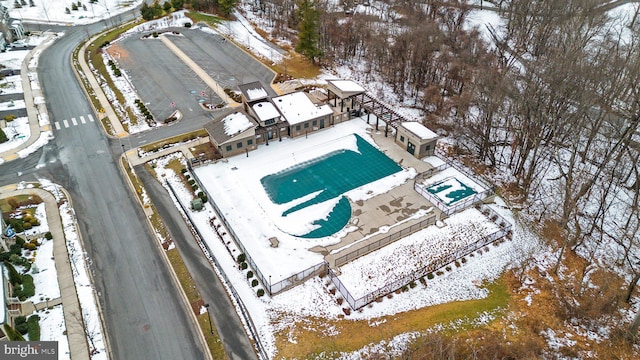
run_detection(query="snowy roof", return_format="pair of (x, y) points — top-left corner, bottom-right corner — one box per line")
(238, 81), (269, 102)
(204, 110), (257, 146)
(401, 122), (438, 140)
(252, 101), (281, 122)
(326, 79), (366, 99)
(328, 79), (365, 93)
(272, 92), (333, 125)
(223, 112), (254, 136)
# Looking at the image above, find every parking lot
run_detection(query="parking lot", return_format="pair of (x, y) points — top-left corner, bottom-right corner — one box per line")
(108, 26), (277, 124)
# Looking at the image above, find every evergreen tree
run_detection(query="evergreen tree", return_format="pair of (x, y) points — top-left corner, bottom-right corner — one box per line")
(218, 0), (238, 17)
(0, 127), (7, 144)
(295, 0), (322, 64)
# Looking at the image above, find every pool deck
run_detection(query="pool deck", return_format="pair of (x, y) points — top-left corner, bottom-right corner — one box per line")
(315, 127), (444, 270)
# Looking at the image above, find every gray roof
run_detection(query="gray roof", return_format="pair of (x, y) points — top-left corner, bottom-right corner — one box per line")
(204, 109), (258, 146)
(238, 81), (269, 102)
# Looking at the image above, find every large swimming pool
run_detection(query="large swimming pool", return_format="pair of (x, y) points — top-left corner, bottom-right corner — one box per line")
(261, 134), (401, 238)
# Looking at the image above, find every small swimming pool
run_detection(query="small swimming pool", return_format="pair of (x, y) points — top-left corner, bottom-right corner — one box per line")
(261, 134), (401, 238)
(425, 177), (477, 206)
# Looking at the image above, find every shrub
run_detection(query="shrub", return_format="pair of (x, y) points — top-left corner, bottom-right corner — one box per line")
(152, 32), (158, 38)
(409, 281), (417, 288)
(184, 22), (191, 28)
(185, 174), (191, 180)
(246, 271), (253, 279)
(28, 218), (39, 226)
(3, 324), (25, 341)
(241, 262), (248, 270)
(15, 236), (25, 246)
(14, 316), (26, 325)
(200, 195), (208, 203)
(427, 273), (434, 280)
(45, 232), (52, 240)
(14, 275), (35, 301)
(22, 222), (32, 230)
(4, 261), (22, 285)
(25, 243), (36, 251)
(27, 315), (40, 341)
(192, 185), (198, 191)
(114, 69), (122, 77)
(461, 257), (467, 264)
(181, 168), (187, 173)
(445, 266), (452, 272)
(237, 253), (246, 263)
(257, 289), (265, 297)
(251, 279), (259, 287)
(0, 129), (8, 144)
(9, 244), (22, 256)
(188, 179), (196, 186)
(4, 114), (16, 121)
(15, 322), (28, 335)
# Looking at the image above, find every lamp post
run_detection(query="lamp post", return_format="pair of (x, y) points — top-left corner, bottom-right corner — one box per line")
(204, 303), (213, 334)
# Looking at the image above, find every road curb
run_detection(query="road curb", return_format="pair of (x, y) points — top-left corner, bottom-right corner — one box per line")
(117, 154), (214, 360)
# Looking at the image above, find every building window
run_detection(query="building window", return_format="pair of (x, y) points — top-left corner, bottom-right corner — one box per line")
(296, 125), (301, 131)
(265, 119), (275, 125)
(425, 145), (431, 151)
(225, 145), (232, 152)
(248, 139), (253, 145)
(313, 120), (317, 126)
(400, 135), (405, 142)
(237, 142), (243, 149)
(304, 122), (309, 129)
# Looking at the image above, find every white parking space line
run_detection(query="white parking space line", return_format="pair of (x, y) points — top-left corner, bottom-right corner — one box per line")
(80, 116), (86, 124)
(63, 119), (69, 128)
(88, 114), (95, 122)
(55, 122), (60, 130)
(71, 117), (78, 126)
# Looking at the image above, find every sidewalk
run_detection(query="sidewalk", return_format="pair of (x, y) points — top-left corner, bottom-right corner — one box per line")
(0, 33), (57, 163)
(0, 185), (91, 360)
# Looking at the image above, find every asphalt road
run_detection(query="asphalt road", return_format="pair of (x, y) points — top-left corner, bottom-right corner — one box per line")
(0, 6), (274, 359)
(0, 13), (206, 360)
(138, 167), (258, 360)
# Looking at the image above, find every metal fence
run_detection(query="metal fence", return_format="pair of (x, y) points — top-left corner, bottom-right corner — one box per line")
(434, 148), (496, 192)
(164, 180), (269, 360)
(414, 182), (495, 216)
(327, 203), (513, 310)
(333, 215), (437, 267)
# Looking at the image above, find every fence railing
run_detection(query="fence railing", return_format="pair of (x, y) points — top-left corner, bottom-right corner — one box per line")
(164, 180), (269, 360)
(327, 203), (513, 310)
(333, 214), (437, 267)
(414, 182), (495, 216)
(434, 148), (496, 192)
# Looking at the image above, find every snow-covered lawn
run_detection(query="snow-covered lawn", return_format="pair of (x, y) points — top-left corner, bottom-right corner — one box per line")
(0, 117), (30, 153)
(7, 0), (142, 25)
(38, 305), (70, 360)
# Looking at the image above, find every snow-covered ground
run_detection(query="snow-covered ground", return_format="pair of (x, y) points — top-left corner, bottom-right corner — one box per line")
(6, 0), (142, 25)
(151, 116), (536, 358)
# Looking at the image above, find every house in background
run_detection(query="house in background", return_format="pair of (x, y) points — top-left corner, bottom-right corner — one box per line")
(0, 263), (22, 340)
(0, 4), (24, 50)
(395, 122), (439, 159)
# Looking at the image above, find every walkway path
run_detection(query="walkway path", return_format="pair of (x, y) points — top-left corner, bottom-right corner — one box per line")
(0, 185), (91, 360)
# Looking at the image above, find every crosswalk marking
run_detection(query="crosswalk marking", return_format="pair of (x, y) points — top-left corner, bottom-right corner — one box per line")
(54, 114), (98, 131)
